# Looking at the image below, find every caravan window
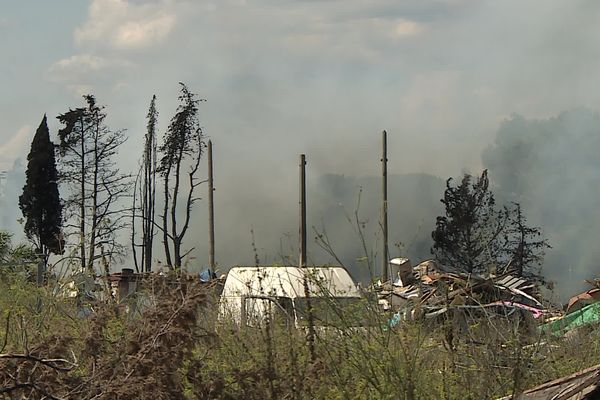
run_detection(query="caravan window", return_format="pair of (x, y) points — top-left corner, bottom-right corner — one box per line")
(243, 296), (293, 327)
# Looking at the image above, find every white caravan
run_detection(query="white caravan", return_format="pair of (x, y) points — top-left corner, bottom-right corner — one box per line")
(218, 266), (363, 328)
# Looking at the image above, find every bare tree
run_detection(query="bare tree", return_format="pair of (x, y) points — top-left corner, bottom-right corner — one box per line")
(158, 83), (205, 269)
(57, 95), (130, 273)
(504, 202), (550, 279)
(132, 96), (158, 273)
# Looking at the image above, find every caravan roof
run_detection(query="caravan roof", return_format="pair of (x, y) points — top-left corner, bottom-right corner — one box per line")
(221, 266), (360, 299)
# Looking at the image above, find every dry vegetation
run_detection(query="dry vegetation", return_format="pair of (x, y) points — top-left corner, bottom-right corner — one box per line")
(0, 269), (598, 399)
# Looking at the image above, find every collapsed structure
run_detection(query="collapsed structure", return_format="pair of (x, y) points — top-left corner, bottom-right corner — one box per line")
(376, 258), (547, 324)
(540, 280), (600, 336)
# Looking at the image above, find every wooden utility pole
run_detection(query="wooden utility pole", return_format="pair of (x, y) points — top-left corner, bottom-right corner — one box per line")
(381, 130), (389, 281)
(299, 154), (307, 268)
(208, 140), (215, 270)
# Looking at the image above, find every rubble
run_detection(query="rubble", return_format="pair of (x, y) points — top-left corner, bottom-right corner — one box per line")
(566, 282), (600, 314)
(539, 279), (600, 336)
(541, 301), (600, 337)
(377, 259), (547, 324)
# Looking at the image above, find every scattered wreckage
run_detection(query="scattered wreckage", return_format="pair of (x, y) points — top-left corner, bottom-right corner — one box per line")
(376, 258), (600, 339)
(540, 280), (600, 337)
(376, 258), (547, 326)
(58, 259), (600, 339)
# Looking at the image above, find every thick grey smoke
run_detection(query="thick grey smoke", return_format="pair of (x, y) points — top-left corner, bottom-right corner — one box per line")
(4, 1), (600, 303)
(4, 106), (599, 304)
(483, 109), (600, 298)
(188, 172), (444, 282)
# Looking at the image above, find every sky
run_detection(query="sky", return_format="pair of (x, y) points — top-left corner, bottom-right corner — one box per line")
(1, 1), (600, 289)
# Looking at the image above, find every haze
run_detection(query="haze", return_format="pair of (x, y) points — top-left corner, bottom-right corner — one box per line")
(1, 1), (599, 297)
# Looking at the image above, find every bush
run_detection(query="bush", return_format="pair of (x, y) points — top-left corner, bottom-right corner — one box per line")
(0, 274), (597, 399)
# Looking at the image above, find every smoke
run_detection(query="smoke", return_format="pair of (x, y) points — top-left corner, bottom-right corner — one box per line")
(0, 159), (27, 241)
(483, 109), (600, 298)
(4, 1), (600, 302)
(185, 170), (444, 283)
(4, 98), (599, 304)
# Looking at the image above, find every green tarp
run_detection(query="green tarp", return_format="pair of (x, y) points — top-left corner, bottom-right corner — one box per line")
(540, 301), (600, 336)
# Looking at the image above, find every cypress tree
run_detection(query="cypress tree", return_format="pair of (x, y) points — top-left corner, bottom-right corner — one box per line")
(19, 115), (64, 258)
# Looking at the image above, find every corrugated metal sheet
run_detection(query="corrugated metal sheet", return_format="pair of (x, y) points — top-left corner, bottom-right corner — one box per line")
(498, 364), (600, 399)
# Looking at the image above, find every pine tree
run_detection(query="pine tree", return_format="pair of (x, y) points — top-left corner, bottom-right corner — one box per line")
(432, 170), (549, 277)
(19, 115), (64, 259)
(431, 170), (508, 274)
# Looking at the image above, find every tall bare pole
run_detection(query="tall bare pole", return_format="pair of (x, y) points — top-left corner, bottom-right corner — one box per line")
(208, 140), (215, 270)
(299, 154), (307, 268)
(381, 130), (389, 281)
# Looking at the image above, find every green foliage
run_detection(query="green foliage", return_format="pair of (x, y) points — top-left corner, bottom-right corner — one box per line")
(157, 83), (204, 176)
(18, 115), (64, 256)
(157, 83), (206, 269)
(432, 170), (549, 277)
(0, 275), (598, 398)
(188, 306), (600, 399)
(0, 229), (38, 269)
(432, 170), (509, 274)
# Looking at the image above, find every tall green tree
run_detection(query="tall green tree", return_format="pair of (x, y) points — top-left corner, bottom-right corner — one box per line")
(431, 170), (509, 274)
(18, 115), (64, 261)
(431, 170), (549, 277)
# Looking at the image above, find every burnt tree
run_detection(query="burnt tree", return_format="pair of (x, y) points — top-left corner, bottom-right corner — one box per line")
(57, 95), (130, 273)
(504, 202), (550, 278)
(132, 95), (158, 273)
(158, 83), (205, 269)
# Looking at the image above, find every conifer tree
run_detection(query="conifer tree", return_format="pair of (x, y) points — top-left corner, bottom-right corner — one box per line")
(431, 170), (549, 277)
(431, 170), (509, 274)
(19, 115), (64, 261)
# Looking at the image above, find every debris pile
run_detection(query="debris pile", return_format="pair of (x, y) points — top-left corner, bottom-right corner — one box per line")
(376, 258), (546, 323)
(540, 279), (600, 336)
